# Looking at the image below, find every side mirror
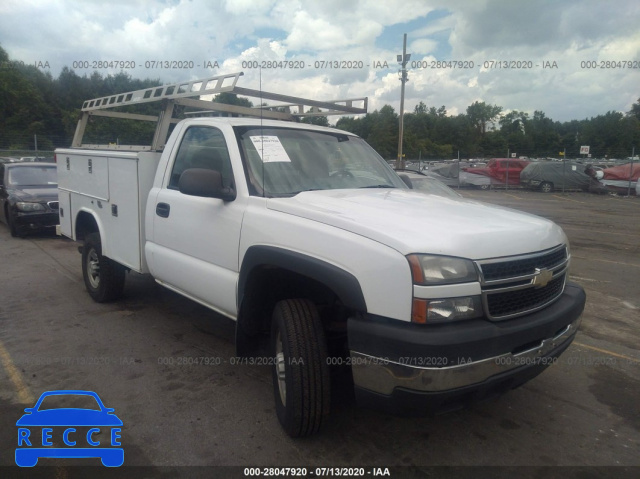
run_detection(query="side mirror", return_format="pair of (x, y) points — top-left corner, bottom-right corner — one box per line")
(178, 168), (236, 201)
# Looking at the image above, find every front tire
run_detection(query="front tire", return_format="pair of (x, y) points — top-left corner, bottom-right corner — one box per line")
(6, 208), (20, 237)
(271, 299), (330, 437)
(82, 232), (125, 302)
(540, 181), (554, 193)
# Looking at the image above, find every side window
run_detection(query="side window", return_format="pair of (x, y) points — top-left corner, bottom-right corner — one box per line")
(168, 126), (233, 190)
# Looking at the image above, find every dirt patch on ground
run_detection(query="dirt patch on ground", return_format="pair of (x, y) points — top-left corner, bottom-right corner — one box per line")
(579, 288), (640, 351)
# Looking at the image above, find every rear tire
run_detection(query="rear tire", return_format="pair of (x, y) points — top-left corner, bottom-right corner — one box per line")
(540, 182), (553, 193)
(82, 232), (125, 302)
(271, 299), (330, 437)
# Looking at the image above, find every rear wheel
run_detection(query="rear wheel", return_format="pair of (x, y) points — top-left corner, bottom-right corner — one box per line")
(271, 299), (330, 437)
(82, 232), (125, 302)
(540, 182), (554, 193)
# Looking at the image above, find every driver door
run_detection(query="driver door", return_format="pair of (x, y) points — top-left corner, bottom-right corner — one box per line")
(148, 125), (244, 318)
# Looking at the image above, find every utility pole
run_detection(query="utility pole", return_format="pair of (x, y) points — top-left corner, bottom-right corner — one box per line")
(562, 148), (566, 194)
(397, 34), (410, 169)
(506, 148), (510, 191)
(457, 150), (461, 189)
(628, 146), (635, 196)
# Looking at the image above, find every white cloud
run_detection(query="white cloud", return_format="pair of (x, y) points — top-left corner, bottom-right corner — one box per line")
(409, 39), (438, 56)
(223, 0), (275, 16)
(0, 0), (638, 122)
(284, 11), (383, 51)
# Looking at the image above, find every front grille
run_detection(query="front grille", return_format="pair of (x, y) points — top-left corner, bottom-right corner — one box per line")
(481, 247), (567, 281)
(477, 246), (568, 320)
(486, 273), (565, 318)
(47, 201), (59, 210)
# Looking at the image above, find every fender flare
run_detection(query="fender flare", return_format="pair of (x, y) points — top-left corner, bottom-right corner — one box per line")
(238, 245), (367, 312)
(75, 208), (104, 244)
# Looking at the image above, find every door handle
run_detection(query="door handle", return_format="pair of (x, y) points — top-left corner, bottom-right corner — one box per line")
(156, 202), (170, 218)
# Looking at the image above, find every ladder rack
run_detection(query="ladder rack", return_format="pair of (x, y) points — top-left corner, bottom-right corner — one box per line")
(72, 71), (368, 151)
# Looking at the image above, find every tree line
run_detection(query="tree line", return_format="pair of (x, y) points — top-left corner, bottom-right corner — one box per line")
(336, 100), (640, 161)
(1, 45), (638, 159)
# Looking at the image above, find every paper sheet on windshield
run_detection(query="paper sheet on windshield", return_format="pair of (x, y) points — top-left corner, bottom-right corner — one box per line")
(250, 136), (291, 163)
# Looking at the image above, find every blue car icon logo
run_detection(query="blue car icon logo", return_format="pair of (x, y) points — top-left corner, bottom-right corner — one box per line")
(16, 390), (123, 467)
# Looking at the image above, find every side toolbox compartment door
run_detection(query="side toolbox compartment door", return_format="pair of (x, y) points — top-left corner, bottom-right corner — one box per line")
(58, 190), (72, 238)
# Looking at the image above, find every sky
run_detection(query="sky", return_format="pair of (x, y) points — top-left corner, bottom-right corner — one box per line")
(1, 0), (639, 122)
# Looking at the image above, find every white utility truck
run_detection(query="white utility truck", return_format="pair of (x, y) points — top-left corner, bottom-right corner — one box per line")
(57, 73), (586, 437)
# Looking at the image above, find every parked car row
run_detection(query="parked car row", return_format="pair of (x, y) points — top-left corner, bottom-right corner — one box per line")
(520, 161), (596, 193)
(405, 158), (638, 195)
(586, 162), (640, 195)
(463, 158), (531, 186)
(0, 162), (59, 237)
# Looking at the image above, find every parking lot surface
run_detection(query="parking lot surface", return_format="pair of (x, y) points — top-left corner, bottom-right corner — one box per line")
(0, 189), (638, 475)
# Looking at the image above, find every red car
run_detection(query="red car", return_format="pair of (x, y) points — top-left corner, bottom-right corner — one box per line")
(463, 158), (530, 186)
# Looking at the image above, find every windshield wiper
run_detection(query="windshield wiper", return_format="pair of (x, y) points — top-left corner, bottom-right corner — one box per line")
(359, 184), (395, 189)
(285, 188), (323, 196)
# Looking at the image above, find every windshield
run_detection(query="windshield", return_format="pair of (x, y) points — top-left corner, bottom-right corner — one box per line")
(8, 166), (57, 187)
(234, 126), (407, 197)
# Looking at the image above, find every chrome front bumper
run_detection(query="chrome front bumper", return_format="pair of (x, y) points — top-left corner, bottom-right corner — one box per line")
(350, 316), (581, 396)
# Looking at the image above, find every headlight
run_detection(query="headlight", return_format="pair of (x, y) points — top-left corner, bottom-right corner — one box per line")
(407, 254), (478, 285)
(16, 202), (45, 212)
(412, 296), (483, 323)
(427, 296), (482, 322)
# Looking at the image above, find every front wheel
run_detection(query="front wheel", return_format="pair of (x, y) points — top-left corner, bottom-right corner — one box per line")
(540, 181), (554, 193)
(82, 232), (125, 302)
(6, 208), (21, 237)
(271, 299), (330, 437)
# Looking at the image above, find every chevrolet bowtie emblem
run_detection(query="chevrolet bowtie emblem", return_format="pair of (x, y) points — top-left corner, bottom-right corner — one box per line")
(532, 268), (553, 288)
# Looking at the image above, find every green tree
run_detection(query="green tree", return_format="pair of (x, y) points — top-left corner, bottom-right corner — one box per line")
(413, 101), (427, 115)
(301, 107), (329, 127)
(466, 101), (502, 135)
(529, 111), (560, 157)
(627, 98), (640, 121)
(213, 92), (253, 107)
(366, 105), (398, 159)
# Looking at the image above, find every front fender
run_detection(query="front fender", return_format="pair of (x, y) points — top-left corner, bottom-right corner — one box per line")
(238, 245), (367, 313)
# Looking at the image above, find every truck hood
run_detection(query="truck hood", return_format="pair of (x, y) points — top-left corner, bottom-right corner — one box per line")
(267, 189), (566, 259)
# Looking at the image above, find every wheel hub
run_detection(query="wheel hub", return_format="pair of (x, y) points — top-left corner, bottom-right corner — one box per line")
(87, 249), (101, 289)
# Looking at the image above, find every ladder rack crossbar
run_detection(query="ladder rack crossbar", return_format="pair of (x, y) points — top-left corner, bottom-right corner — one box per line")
(81, 72), (244, 111)
(72, 71), (368, 150)
(80, 72), (367, 116)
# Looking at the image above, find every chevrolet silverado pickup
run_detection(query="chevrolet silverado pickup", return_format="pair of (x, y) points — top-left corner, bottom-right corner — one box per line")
(56, 73), (586, 437)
